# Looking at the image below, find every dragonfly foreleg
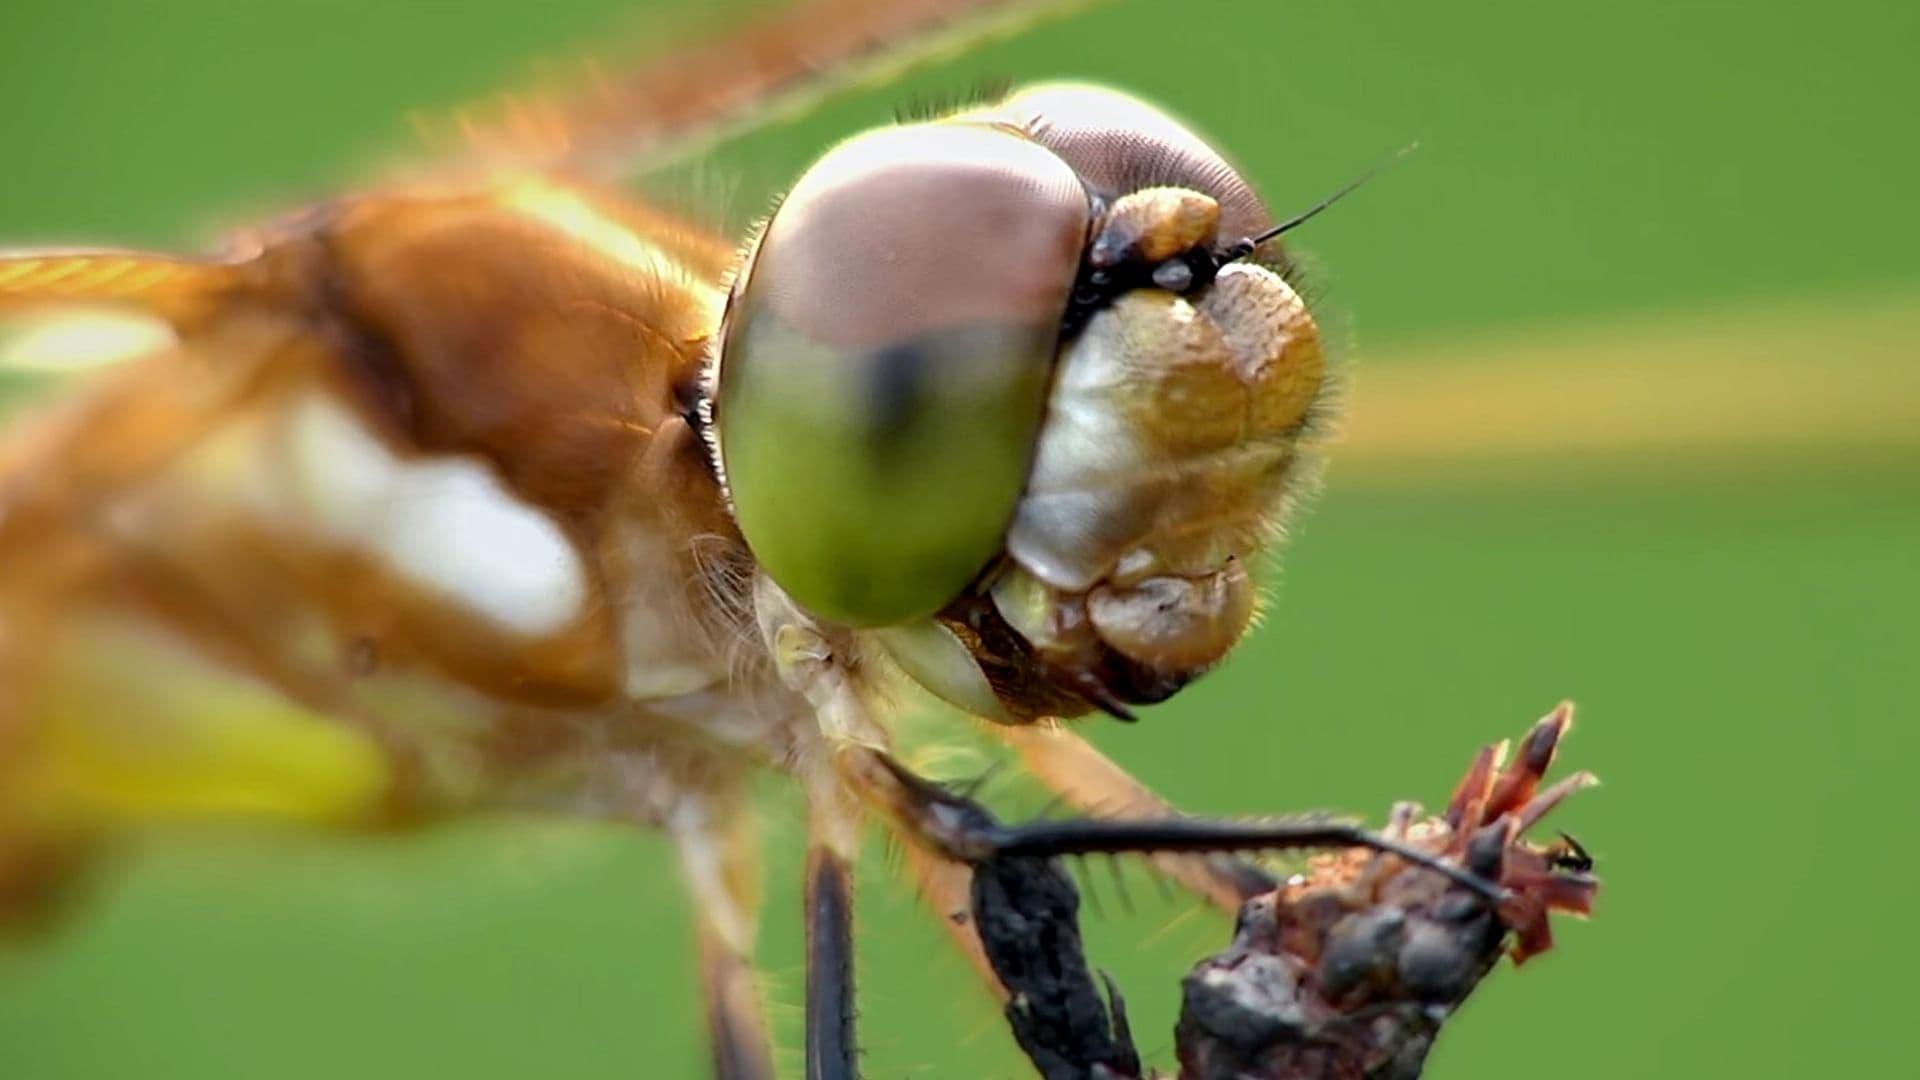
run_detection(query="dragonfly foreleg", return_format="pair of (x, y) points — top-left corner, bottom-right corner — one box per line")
(992, 724), (1280, 912)
(670, 797), (777, 1080)
(803, 790), (860, 1080)
(849, 750), (1503, 902)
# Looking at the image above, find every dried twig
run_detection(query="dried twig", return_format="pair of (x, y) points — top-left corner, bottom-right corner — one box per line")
(970, 705), (1600, 1079)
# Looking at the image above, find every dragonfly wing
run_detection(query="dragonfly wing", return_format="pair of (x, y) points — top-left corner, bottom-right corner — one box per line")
(424, 0), (1109, 183)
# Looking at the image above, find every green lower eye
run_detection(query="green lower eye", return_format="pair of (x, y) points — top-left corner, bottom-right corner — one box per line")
(719, 310), (1055, 626)
(713, 120), (1088, 626)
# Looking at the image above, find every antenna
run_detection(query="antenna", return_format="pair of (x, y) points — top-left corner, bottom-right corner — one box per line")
(1221, 141), (1420, 263)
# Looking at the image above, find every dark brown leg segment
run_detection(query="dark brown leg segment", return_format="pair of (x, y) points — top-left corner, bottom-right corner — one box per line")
(843, 746), (1501, 899)
(804, 844), (858, 1080)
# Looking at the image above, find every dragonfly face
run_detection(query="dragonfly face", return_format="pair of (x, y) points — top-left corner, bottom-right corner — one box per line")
(717, 83), (1327, 721)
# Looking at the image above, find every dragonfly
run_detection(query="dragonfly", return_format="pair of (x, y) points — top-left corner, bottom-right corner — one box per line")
(0, 1), (1467, 1075)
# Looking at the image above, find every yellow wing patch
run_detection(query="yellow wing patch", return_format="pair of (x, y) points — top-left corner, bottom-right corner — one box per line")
(7, 618), (393, 832)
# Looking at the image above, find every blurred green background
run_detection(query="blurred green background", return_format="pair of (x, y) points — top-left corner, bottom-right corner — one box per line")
(1, 0), (1915, 1076)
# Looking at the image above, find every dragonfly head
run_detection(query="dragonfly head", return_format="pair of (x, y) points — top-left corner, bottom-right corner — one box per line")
(711, 84), (1332, 722)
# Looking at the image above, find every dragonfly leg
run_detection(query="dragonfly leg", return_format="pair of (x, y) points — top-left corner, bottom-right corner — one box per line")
(803, 777), (862, 1080)
(829, 746), (1501, 1078)
(754, 576), (891, 1079)
(888, 826), (999, 994)
(748, 576), (1499, 1077)
(993, 724), (1280, 912)
(837, 745), (1502, 901)
(670, 796), (776, 1080)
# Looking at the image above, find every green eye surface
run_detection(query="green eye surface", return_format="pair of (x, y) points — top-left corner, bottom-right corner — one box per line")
(716, 122), (1089, 626)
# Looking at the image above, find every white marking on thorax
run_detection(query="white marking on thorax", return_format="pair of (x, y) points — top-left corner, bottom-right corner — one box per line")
(269, 393), (589, 638)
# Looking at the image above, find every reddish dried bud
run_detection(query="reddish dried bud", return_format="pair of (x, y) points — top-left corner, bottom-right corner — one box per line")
(1175, 705), (1600, 1079)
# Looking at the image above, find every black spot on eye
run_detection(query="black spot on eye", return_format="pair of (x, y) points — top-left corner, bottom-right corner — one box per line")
(866, 340), (929, 459)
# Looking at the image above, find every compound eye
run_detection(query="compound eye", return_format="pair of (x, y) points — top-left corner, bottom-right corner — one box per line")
(716, 122), (1090, 626)
(986, 83), (1272, 245)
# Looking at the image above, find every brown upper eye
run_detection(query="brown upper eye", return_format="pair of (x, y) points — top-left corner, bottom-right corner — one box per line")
(736, 122), (1092, 349)
(980, 83), (1273, 247)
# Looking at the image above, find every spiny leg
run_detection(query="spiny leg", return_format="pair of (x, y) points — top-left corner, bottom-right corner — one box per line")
(834, 743), (1501, 1080)
(754, 580), (1257, 987)
(840, 746), (1501, 900)
(803, 779), (863, 1080)
(804, 846), (857, 1080)
(756, 574), (1497, 1078)
(754, 578), (875, 1080)
(890, 823), (998, 992)
(994, 724), (1279, 911)
(670, 797), (776, 1080)
(873, 728), (1287, 1004)
(757, 576), (1020, 1065)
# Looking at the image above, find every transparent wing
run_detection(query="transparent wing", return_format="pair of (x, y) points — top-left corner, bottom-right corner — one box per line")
(419, 0), (1107, 184)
